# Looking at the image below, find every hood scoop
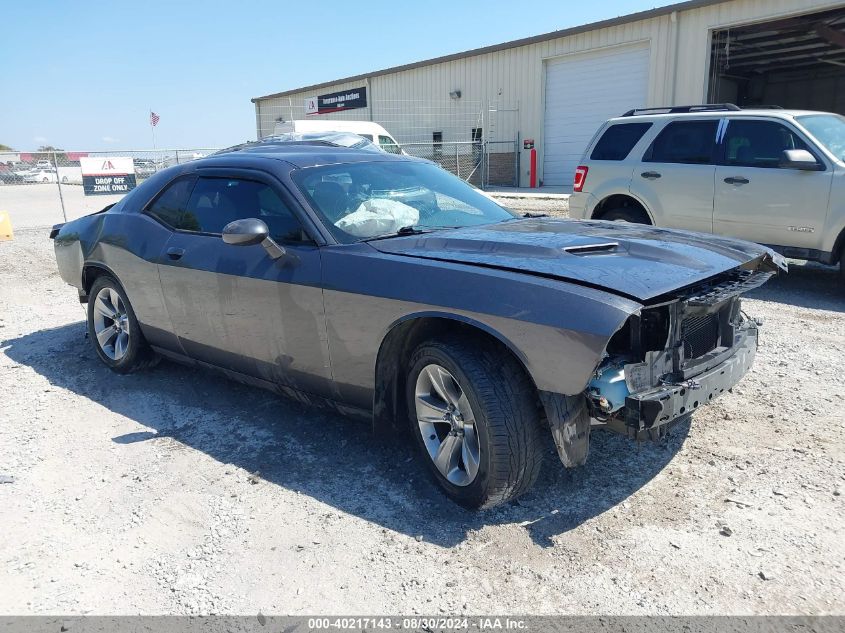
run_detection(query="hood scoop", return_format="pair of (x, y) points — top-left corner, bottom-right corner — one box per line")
(563, 242), (619, 256)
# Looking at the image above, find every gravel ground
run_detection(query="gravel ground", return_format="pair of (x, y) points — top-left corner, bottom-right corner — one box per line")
(0, 200), (843, 616)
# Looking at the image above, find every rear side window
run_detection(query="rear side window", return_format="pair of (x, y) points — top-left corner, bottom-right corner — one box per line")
(645, 120), (719, 164)
(146, 176), (196, 228)
(590, 123), (652, 160)
(723, 120), (810, 168)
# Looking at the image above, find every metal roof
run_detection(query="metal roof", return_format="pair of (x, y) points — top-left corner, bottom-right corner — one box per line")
(710, 5), (845, 75)
(251, 0), (729, 103)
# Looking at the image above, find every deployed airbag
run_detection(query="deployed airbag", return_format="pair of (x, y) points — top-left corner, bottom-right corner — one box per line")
(336, 198), (420, 237)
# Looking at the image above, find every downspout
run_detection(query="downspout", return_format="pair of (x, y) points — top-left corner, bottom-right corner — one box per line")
(366, 76), (373, 122)
(670, 10), (680, 104)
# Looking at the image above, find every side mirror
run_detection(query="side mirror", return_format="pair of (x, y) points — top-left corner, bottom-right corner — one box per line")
(222, 218), (268, 245)
(780, 149), (823, 171)
(222, 218), (287, 259)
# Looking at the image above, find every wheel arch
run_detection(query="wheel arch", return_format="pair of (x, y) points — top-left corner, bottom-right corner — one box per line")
(372, 313), (540, 432)
(81, 262), (121, 301)
(832, 224), (845, 265)
(591, 192), (654, 224)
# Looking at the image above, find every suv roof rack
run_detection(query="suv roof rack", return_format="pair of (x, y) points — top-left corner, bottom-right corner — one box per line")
(742, 105), (783, 109)
(620, 103), (741, 117)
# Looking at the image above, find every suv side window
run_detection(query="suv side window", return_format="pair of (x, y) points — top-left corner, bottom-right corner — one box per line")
(590, 123), (652, 160)
(644, 120), (719, 164)
(146, 176), (197, 229)
(722, 120), (810, 168)
(183, 177), (308, 242)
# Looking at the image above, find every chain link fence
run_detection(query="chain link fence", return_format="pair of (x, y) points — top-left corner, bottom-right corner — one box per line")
(0, 136), (518, 231)
(0, 148), (219, 229)
(256, 98), (520, 187)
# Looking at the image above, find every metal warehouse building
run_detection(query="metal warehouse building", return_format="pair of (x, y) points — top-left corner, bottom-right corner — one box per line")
(252, 0), (845, 188)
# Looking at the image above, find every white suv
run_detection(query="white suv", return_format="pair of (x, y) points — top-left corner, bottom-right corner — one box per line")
(569, 104), (845, 278)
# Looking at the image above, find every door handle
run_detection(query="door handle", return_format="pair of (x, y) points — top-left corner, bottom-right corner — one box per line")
(724, 176), (749, 185)
(166, 247), (185, 261)
(641, 171), (661, 180)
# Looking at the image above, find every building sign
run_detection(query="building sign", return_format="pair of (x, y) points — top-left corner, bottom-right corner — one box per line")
(80, 157), (137, 196)
(304, 87), (367, 115)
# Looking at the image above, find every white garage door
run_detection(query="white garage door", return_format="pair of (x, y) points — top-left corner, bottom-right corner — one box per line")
(543, 43), (650, 187)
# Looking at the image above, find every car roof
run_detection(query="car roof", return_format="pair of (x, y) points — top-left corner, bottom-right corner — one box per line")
(606, 109), (831, 124)
(196, 142), (416, 170)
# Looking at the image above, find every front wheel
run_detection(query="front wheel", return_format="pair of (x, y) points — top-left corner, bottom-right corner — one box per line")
(406, 337), (543, 509)
(87, 275), (159, 373)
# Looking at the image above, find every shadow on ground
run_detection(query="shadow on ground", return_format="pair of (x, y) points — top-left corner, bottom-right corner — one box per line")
(745, 261), (843, 312)
(4, 321), (690, 549)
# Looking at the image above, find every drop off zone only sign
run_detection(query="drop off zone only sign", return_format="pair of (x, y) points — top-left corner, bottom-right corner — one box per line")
(80, 157), (137, 196)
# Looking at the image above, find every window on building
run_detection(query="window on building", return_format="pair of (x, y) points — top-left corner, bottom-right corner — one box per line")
(722, 120), (810, 168)
(590, 123), (653, 160)
(645, 120), (719, 164)
(433, 131), (443, 160)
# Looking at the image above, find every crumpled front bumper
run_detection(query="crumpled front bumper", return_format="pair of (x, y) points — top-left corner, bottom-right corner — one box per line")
(624, 322), (758, 433)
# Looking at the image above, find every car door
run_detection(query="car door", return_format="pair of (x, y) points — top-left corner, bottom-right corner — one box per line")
(629, 119), (720, 233)
(713, 118), (832, 250)
(147, 169), (334, 398)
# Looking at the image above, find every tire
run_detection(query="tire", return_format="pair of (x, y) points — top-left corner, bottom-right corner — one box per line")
(86, 275), (159, 374)
(405, 336), (543, 509)
(600, 206), (651, 224)
(41, 177), (48, 183)
(61, 176), (68, 183)
(840, 243), (845, 284)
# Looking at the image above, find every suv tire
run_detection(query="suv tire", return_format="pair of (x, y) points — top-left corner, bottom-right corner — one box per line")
(840, 243), (845, 283)
(600, 206), (651, 224)
(406, 336), (543, 509)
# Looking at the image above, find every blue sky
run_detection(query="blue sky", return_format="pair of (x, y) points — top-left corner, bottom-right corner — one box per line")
(2, 0), (669, 151)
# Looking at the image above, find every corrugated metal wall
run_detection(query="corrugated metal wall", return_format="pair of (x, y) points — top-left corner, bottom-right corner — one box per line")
(255, 0), (843, 186)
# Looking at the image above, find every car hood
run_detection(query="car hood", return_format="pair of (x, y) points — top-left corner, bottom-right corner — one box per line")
(369, 218), (786, 302)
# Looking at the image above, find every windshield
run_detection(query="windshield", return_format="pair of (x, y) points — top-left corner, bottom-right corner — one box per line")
(797, 114), (845, 161)
(292, 161), (516, 242)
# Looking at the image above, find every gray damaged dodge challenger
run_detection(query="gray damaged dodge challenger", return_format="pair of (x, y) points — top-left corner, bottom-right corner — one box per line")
(51, 134), (785, 509)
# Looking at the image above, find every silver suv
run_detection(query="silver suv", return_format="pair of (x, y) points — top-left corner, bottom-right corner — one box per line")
(569, 104), (845, 278)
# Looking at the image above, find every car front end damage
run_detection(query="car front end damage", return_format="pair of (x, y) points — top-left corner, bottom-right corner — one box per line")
(543, 259), (783, 468)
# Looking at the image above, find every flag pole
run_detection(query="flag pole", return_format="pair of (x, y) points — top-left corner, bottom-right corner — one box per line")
(150, 109), (156, 151)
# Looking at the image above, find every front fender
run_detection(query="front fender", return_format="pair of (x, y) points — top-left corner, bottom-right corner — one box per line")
(322, 245), (642, 407)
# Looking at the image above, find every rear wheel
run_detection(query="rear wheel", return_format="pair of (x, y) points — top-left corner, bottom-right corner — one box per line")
(600, 206), (651, 224)
(87, 275), (159, 373)
(406, 337), (543, 509)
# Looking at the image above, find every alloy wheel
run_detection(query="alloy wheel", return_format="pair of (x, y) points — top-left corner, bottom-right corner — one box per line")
(414, 363), (480, 486)
(92, 287), (130, 361)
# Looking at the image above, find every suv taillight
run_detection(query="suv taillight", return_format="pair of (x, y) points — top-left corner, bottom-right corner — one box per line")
(573, 165), (588, 193)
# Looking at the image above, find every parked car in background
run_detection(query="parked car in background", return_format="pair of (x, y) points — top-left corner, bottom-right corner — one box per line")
(58, 165), (83, 184)
(569, 104), (845, 280)
(24, 169), (57, 183)
(272, 119), (404, 154)
(0, 164), (23, 185)
(134, 158), (157, 178)
(50, 136), (782, 509)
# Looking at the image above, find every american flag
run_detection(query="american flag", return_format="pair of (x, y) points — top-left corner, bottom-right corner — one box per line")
(150, 111), (160, 127)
